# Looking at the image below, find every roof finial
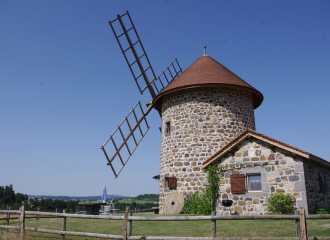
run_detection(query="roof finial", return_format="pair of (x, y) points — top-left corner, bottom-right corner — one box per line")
(203, 42), (207, 55)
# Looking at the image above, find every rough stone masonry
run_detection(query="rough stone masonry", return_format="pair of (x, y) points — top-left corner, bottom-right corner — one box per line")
(158, 87), (256, 213)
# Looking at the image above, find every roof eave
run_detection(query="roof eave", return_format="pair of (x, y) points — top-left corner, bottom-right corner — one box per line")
(153, 84), (263, 111)
(203, 130), (330, 169)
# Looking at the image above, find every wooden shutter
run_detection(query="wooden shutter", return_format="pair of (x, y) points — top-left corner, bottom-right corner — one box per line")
(230, 174), (246, 194)
(168, 177), (177, 190)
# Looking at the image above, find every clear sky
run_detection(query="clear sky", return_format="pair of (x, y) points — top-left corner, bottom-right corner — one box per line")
(1, 1), (329, 197)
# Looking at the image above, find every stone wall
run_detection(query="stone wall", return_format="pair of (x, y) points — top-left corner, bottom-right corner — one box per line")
(304, 159), (330, 213)
(215, 138), (307, 215)
(158, 87), (256, 213)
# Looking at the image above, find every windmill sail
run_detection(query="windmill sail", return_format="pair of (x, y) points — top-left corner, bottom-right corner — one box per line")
(109, 11), (157, 99)
(101, 101), (152, 178)
(151, 58), (182, 94)
(102, 11), (183, 178)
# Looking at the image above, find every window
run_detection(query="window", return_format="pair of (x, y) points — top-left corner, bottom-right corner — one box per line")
(165, 121), (171, 134)
(165, 177), (176, 190)
(247, 174), (262, 192)
(230, 173), (262, 194)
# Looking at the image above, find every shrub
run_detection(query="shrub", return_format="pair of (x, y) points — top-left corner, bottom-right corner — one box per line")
(181, 190), (211, 215)
(267, 193), (295, 214)
(316, 208), (329, 214)
(182, 165), (220, 215)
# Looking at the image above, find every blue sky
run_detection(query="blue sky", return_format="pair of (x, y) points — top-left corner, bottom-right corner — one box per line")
(0, 1), (329, 197)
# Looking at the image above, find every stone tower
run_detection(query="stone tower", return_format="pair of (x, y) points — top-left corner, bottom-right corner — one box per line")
(153, 54), (263, 214)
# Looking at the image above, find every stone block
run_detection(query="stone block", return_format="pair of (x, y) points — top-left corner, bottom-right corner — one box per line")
(294, 164), (304, 172)
(265, 166), (271, 172)
(275, 153), (283, 159)
(253, 198), (259, 204)
(281, 176), (288, 181)
(260, 155), (266, 161)
(235, 152), (242, 157)
(280, 159), (287, 165)
(238, 201), (246, 206)
(293, 193), (301, 199)
(233, 195), (239, 201)
(289, 175), (299, 181)
(268, 154), (275, 160)
(275, 177), (281, 182)
(276, 189), (285, 193)
(174, 162), (183, 166)
(234, 206), (243, 213)
(285, 169), (292, 175)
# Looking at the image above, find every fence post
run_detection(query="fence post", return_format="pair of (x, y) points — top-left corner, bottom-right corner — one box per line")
(211, 211), (216, 237)
(19, 205), (25, 240)
(36, 207), (40, 220)
(299, 207), (308, 240)
(127, 212), (132, 237)
(6, 205), (10, 225)
(123, 206), (130, 240)
(295, 209), (300, 237)
(61, 209), (66, 240)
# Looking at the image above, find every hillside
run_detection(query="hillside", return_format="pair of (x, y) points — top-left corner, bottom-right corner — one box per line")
(28, 195), (131, 201)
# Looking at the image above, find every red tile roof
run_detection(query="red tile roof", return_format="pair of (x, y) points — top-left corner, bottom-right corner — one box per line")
(153, 55), (263, 110)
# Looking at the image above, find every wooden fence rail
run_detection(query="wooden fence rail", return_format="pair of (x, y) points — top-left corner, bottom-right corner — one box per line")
(1, 207), (330, 240)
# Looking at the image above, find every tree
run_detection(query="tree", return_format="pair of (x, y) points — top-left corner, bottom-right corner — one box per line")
(15, 193), (28, 204)
(3, 185), (16, 206)
(0, 186), (4, 203)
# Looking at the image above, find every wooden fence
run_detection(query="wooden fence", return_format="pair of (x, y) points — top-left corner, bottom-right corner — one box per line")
(1, 206), (330, 240)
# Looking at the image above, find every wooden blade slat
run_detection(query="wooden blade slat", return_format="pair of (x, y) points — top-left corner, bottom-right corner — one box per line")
(101, 101), (153, 178)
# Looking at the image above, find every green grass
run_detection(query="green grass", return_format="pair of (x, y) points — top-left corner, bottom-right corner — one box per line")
(1, 213), (330, 239)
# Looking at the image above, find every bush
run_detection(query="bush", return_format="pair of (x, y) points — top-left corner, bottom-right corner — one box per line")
(267, 193), (295, 214)
(181, 190), (211, 215)
(316, 208), (329, 214)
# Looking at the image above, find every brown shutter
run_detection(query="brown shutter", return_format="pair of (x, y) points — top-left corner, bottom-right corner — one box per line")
(231, 174), (246, 194)
(168, 177), (177, 190)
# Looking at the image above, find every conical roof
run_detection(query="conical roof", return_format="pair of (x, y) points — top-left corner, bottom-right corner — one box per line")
(153, 55), (263, 110)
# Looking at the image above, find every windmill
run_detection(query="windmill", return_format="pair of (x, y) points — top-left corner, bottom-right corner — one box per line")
(101, 11), (182, 178)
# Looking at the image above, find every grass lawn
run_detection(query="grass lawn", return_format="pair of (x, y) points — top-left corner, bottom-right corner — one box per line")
(1, 213), (329, 239)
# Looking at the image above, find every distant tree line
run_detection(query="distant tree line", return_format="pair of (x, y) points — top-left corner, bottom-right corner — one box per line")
(0, 185), (84, 213)
(27, 198), (85, 213)
(0, 185), (28, 210)
(113, 194), (159, 211)
(134, 194), (159, 201)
